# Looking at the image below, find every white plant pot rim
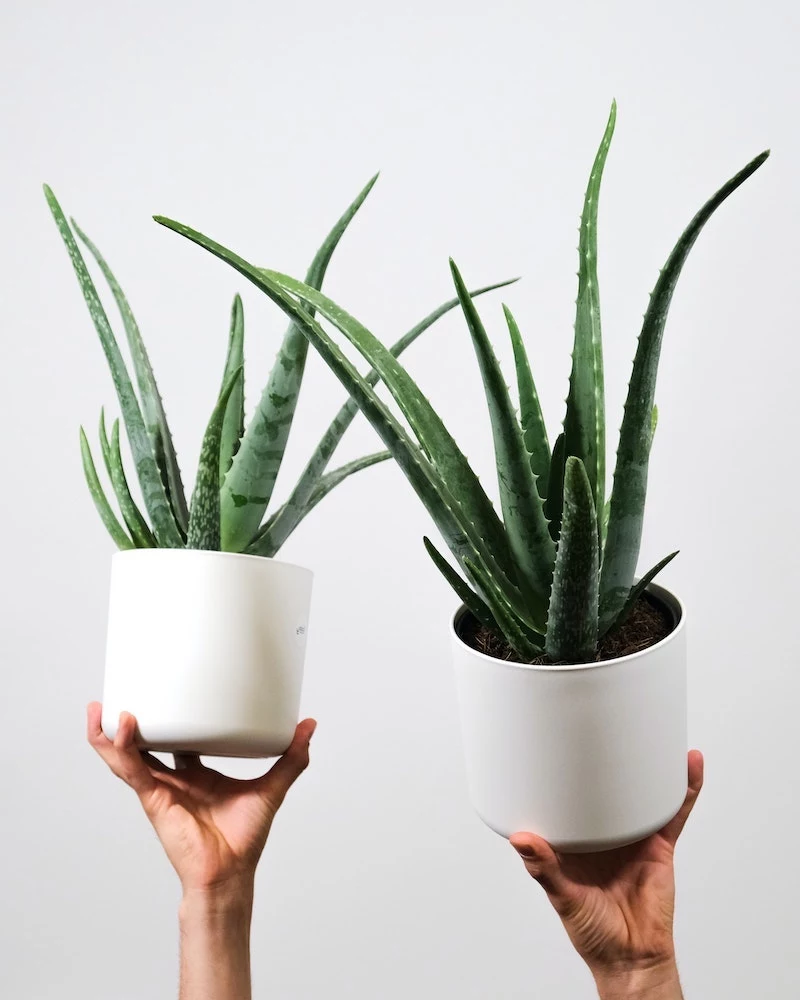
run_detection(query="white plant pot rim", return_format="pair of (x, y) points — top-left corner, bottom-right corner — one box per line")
(113, 547), (311, 575)
(450, 582), (685, 673)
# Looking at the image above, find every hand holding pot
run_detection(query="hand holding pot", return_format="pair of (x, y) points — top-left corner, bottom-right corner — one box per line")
(510, 750), (703, 1000)
(86, 701), (315, 893)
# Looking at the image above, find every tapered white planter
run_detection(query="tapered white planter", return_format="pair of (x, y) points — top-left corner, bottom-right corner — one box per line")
(101, 549), (313, 758)
(451, 583), (687, 852)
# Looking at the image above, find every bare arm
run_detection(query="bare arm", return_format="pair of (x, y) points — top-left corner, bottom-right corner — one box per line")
(510, 751), (704, 1000)
(87, 703), (315, 1000)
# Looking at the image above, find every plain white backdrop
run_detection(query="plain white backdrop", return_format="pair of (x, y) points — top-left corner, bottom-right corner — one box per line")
(1, 1), (796, 997)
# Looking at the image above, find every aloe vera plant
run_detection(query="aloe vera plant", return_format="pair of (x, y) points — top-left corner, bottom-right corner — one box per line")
(46, 181), (516, 558)
(153, 106), (768, 662)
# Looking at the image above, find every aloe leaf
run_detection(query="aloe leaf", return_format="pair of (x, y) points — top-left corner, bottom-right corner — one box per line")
(220, 175), (378, 552)
(423, 536), (497, 633)
(650, 404), (659, 449)
(262, 279), (518, 552)
(187, 367), (244, 550)
(257, 268), (531, 616)
(73, 220), (189, 535)
(98, 412), (157, 548)
(46, 188), (183, 548)
(79, 428), (135, 550)
(504, 304), (550, 497)
(563, 101), (615, 523)
(219, 294), (245, 486)
(248, 450), (391, 556)
(545, 457), (600, 663)
(153, 213), (531, 624)
(600, 405), (657, 551)
(463, 557), (544, 660)
(544, 432), (566, 542)
(601, 550), (678, 638)
(451, 259), (555, 613)
(600, 149), (770, 625)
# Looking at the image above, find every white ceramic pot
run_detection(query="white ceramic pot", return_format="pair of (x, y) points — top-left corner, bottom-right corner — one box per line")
(101, 549), (313, 758)
(451, 583), (687, 852)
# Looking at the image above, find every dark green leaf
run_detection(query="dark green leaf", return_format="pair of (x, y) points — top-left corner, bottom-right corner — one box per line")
(563, 101), (615, 523)
(187, 367), (244, 550)
(545, 457), (600, 663)
(600, 150), (769, 625)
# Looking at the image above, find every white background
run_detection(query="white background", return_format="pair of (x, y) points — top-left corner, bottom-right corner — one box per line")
(1, 1), (796, 997)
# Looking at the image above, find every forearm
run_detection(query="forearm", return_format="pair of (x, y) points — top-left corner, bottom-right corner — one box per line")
(593, 960), (683, 1000)
(178, 879), (255, 1000)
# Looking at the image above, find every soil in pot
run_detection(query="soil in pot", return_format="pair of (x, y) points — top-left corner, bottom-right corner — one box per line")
(459, 592), (675, 666)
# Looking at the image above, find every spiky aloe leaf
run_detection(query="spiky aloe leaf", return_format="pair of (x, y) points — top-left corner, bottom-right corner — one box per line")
(504, 304), (550, 497)
(256, 272), (530, 608)
(153, 214), (531, 627)
(545, 432), (566, 542)
(601, 405), (657, 549)
(79, 428), (134, 550)
(187, 367), (244, 550)
(463, 557), (544, 660)
(46, 188), (184, 548)
(73, 220), (189, 535)
(545, 457), (600, 663)
(600, 149), (770, 625)
(254, 269), (531, 616)
(563, 101), (615, 523)
(601, 550), (678, 638)
(219, 294), (245, 485)
(220, 175), (378, 552)
(423, 536), (497, 633)
(260, 279), (518, 554)
(248, 450), (391, 556)
(451, 260), (555, 611)
(98, 412), (156, 548)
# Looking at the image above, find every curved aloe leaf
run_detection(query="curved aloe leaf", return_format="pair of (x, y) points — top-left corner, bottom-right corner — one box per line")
(219, 294), (245, 486)
(504, 304), (550, 497)
(248, 450), (391, 556)
(46, 188), (183, 548)
(600, 149), (770, 625)
(187, 367), (244, 550)
(73, 220), (189, 534)
(257, 269), (529, 609)
(544, 432), (566, 542)
(563, 101), (615, 522)
(154, 213), (530, 621)
(463, 557), (544, 659)
(601, 550), (678, 638)
(451, 260), (554, 614)
(220, 175), (378, 552)
(98, 412), (156, 548)
(424, 536), (497, 632)
(79, 428), (134, 550)
(258, 278), (518, 555)
(545, 457), (599, 663)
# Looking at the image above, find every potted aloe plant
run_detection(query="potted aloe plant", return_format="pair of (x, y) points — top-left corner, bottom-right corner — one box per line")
(151, 104), (768, 846)
(46, 180), (513, 758)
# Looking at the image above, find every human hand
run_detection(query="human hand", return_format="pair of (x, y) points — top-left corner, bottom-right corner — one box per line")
(510, 751), (703, 999)
(87, 702), (315, 896)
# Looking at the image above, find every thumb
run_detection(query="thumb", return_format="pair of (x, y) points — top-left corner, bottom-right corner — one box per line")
(251, 718), (316, 811)
(509, 833), (569, 898)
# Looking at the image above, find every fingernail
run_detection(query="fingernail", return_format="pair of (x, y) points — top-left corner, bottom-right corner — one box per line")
(514, 844), (537, 859)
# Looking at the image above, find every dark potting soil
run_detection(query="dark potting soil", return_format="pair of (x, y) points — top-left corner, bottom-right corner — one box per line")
(458, 592), (675, 666)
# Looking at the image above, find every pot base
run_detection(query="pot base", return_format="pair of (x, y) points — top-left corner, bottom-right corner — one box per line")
(477, 792), (686, 854)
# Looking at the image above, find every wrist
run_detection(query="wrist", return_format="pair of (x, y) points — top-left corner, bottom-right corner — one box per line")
(179, 876), (255, 926)
(593, 958), (682, 1000)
